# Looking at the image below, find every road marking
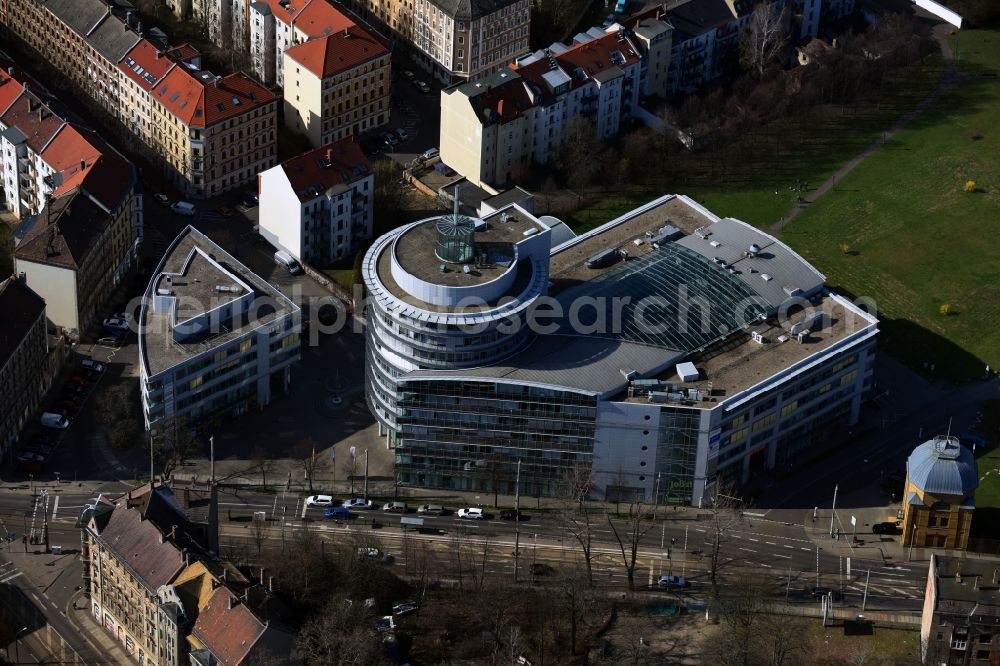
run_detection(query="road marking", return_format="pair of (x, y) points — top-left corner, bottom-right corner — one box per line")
(759, 563), (773, 568)
(784, 545), (795, 549)
(52, 495), (59, 519)
(766, 541), (777, 546)
(738, 547), (757, 553)
(695, 528), (706, 533)
(800, 547), (812, 551)
(0, 571), (22, 584)
(748, 538), (759, 542)
(732, 534), (742, 539)
(891, 587), (915, 598)
(773, 553), (792, 559)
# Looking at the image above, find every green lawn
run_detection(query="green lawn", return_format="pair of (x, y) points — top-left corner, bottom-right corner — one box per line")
(781, 30), (1000, 382)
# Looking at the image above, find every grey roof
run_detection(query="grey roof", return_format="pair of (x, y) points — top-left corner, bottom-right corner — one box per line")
(43, 0), (112, 38)
(592, 65), (625, 84)
(906, 436), (978, 496)
(86, 15), (141, 63)
(404, 337), (680, 396)
(427, 0), (521, 21)
(1, 125), (28, 145)
(546, 219), (576, 248)
(482, 186), (533, 210)
(668, 0), (741, 39)
(676, 218), (826, 309)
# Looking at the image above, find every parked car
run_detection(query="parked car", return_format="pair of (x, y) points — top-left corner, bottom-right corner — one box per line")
(394, 127), (409, 142)
(872, 522), (900, 535)
(811, 587), (843, 600)
(343, 498), (374, 509)
(274, 250), (303, 275)
(401, 69), (415, 80)
(357, 547), (394, 563)
(499, 509), (527, 521)
(305, 495), (334, 507)
(392, 601), (419, 617)
(171, 201), (196, 216)
(153, 193), (171, 207)
(70, 375), (92, 387)
(457, 507), (484, 520)
(417, 504), (444, 515)
(18, 452), (46, 473)
(658, 575), (689, 588)
(382, 131), (400, 147)
(80, 368), (102, 382)
(57, 399), (80, 415)
(414, 80), (430, 93)
(97, 336), (122, 348)
(40, 412), (70, 429)
(216, 205), (234, 218)
(421, 147), (440, 161)
(324, 507), (352, 519)
(102, 317), (129, 332)
(81, 359), (106, 373)
(382, 502), (407, 513)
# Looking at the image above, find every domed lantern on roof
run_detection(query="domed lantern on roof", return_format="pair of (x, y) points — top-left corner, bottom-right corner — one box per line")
(900, 434), (978, 551)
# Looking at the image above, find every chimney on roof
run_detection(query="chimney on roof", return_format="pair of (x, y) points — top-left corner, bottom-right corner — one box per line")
(222, 568), (227, 582)
(260, 568), (264, 585)
(156, 50), (162, 59)
(38, 107), (44, 122)
(268, 576), (274, 592)
(326, 148), (332, 162)
(497, 99), (503, 116)
(974, 575), (981, 590)
(80, 159), (87, 171)
(344, 28), (349, 37)
(228, 595), (236, 610)
(6, 67), (12, 76)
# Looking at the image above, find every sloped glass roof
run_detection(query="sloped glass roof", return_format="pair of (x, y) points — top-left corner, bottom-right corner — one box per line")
(555, 243), (770, 352)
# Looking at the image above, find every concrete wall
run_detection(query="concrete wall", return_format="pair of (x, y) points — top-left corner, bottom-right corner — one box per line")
(592, 400), (662, 500)
(284, 55), (324, 147)
(258, 164), (303, 260)
(16, 260), (78, 332)
(440, 90), (490, 187)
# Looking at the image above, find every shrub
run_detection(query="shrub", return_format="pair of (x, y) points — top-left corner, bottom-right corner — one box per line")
(965, 180), (976, 192)
(939, 303), (951, 316)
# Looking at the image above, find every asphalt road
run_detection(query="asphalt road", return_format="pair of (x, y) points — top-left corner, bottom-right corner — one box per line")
(217, 486), (928, 612)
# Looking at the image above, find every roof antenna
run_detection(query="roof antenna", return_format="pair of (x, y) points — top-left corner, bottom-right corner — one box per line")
(946, 417), (953, 440)
(453, 184), (460, 218)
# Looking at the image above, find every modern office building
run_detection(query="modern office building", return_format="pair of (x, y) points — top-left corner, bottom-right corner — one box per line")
(0, 276), (48, 463)
(902, 435), (978, 550)
(258, 138), (373, 265)
(363, 194), (878, 504)
(921, 555), (1000, 666)
(439, 15), (672, 189)
(138, 226), (301, 437)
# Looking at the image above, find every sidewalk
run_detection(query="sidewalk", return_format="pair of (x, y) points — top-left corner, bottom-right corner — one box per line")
(65, 590), (133, 664)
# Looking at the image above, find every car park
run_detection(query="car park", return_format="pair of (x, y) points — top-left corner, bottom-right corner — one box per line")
(305, 495), (334, 507)
(343, 498), (374, 509)
(394, 127), (409, 142)
(81, 359), (106, 373)
(417, 504), (444, 515)
(458, 507), (484, 520)
(382, 502), (407, 513)
(872, 522), (900, 535)
(324, 507), (352, 519)
(499, 509), (527, 521)
(41, 412), (70, 429)
(657, 575), (689, 588)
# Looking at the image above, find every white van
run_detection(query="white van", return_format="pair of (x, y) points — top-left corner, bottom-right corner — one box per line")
(274, 250), (303, 275)
(421, 147), (440, 161)
(171, 201), (196, 216)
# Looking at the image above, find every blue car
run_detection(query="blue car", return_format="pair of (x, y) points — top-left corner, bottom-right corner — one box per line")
(614, 0), (626, 13)
(324, 507), (351, 519)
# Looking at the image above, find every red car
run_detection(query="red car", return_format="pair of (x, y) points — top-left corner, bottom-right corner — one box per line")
(70, 375), (92, 387)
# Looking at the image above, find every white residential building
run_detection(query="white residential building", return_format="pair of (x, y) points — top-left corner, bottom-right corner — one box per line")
(440, 18), (672, 188)
(138, 226), (301, 435)
(258, 138), (373, 265)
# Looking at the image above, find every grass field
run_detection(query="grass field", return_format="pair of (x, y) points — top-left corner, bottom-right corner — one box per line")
(781, 30), (1000, 382)
(565, 52), (946, 232)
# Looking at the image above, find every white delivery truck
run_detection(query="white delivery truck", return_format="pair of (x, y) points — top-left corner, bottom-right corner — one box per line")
(274, 250), (303, 274)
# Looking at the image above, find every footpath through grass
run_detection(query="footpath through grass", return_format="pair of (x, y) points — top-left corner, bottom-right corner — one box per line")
(781, 30), (1000, 382)
(566, 53), (945, 232)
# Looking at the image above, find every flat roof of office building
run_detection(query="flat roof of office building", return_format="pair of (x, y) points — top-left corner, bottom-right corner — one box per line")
(140, 226), (298, 377)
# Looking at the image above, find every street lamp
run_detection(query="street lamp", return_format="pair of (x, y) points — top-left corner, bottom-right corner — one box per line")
(9, 626), (28, 664)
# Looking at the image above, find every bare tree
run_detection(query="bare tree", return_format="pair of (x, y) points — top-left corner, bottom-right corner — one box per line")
(558, 464), (598, 586)
(94, 382), (142, 452)
(707, 576), (803, 666)
(296, 593), (389, 666)
(250, 512), (268, 556)
(293, 436), (325, 494)
(705, 482), (747, 593)
(554, 564), (595, 657)
(251, 446), (275, 489)
(740, 2), (790, 78)
(607, 502), (656, 591)
(151, 412), (201, 481)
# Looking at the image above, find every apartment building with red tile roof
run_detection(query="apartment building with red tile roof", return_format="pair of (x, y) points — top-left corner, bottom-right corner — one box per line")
(4, 0), (278, 198)
(283, 25), (390, 147)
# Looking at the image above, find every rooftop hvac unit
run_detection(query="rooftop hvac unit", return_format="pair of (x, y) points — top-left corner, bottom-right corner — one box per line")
(676, 361), (699, 382)
(751, 331), (766, 344)
(789, 311), (825, 335)
(586, 247), (621, 269)
(523, 227), (538, 237)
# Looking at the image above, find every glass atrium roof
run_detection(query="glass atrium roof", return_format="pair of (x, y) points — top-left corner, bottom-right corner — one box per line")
(555, 243), (770, 353)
